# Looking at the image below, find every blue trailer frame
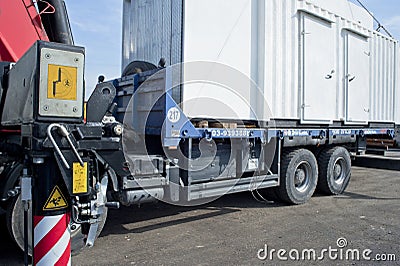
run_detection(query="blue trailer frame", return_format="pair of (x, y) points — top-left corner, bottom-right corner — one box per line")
(109, 68), (397, 203)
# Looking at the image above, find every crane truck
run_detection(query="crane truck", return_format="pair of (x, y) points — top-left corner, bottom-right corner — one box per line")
(0, 0), (399, 265)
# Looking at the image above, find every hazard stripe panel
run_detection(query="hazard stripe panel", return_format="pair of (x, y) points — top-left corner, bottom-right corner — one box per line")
(33, 216), (45, 228)
(34, 215), (63, 246)
(34, 214), (71, 266)
(55, 240), (72, 266)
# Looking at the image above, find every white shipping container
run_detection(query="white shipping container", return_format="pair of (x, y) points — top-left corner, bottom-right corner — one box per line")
(122, 0), (400, 125)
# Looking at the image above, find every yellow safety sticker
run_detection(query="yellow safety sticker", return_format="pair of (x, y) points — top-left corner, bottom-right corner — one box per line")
(43, 186), (68, 211)
(73, 162), (88, 194)
(47, 64), (78, 100)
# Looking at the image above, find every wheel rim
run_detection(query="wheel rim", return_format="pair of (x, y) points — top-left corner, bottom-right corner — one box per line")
(294, 161), (312, 193)
(333, 158), (346, 185)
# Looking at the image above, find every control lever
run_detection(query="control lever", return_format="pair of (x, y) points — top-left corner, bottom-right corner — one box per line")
(86, 222), (99, 247)
(47, 124), (70, 169)
(47, 123), (84, 169)
(86, 175), (109, 247)
(57, 125), (84, 167)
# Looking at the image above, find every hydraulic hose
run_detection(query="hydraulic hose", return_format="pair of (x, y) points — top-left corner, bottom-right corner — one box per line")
(38, 0), (74, 45)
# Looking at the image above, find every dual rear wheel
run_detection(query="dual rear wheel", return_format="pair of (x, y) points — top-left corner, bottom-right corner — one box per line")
(317, 146), (352, 195)
(261, 146), (351, 205)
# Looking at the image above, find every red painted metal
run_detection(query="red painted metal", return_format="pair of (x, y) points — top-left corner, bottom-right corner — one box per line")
(0, 129), (22, 134)
(0, 0), (49, 62)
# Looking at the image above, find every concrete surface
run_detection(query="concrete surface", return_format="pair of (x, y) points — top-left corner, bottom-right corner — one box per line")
(0, 167), (399, 265)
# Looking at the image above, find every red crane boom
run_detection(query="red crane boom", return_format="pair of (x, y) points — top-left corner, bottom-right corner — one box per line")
(0, 0), (49, 62)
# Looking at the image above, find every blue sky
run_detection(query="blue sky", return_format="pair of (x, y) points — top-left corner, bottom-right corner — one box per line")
(66, 1), (123, 98)
(350, 0), (400, 38)
(65, 1), (400, 99)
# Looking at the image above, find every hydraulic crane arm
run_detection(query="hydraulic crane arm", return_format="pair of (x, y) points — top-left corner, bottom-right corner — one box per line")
(0, 0), (49, 62)
(0, 0), (73, 62)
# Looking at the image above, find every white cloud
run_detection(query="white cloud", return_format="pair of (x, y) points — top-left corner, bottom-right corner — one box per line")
(68, 1), (122, 34)
(382, 15), (400, 39)
(383, 15), (400, 28)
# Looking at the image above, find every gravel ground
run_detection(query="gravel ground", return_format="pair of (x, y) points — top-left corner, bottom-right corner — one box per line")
(1, 167), (399, 265)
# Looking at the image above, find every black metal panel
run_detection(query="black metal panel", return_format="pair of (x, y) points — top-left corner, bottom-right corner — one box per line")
(86, 81), (116, 122)
(1, 41), (85, 126)
(178, 139), (264, 184)
(353, 155), (400, 171)
(189, 142), (234, 183)
(1, 43), (38, 125)
(96, 150), (129, 178)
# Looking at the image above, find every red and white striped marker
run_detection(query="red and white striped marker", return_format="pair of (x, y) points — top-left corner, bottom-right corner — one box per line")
(33, 213), (71, 266)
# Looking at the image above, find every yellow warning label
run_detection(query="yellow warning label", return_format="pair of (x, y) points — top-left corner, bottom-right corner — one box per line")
(43, 186), (68, 211)
(73, 162), (88, 194)
(47, 64), (78, 100)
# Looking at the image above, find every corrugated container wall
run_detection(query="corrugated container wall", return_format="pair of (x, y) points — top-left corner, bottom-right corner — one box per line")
(122, 0), (183, 69)
(122, 0), (400, 125)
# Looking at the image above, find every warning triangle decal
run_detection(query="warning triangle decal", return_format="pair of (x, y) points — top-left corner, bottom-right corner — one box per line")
(43, 186), (68, 211)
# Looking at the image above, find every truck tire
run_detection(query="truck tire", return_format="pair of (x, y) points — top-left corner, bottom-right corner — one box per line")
(276, 149), (318, 205)
(317, 146), (351, 195)
(6, 194), (107, 256)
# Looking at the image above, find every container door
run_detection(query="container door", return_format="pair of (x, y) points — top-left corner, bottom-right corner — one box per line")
(345, 32), (370, 124)
(301, 14), (336, 123)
